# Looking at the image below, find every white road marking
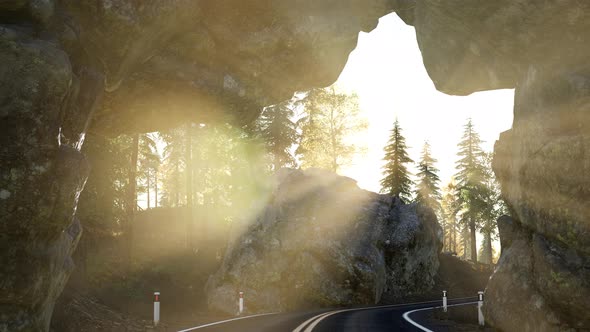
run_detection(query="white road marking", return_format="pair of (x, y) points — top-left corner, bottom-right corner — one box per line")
(291, 297), (476, 332)
(292, 311), (335, 332)
(402, 307), (436, 332)
(402, 301), (478, 332)
(178, 297), (478, 332)
(177, 312), (278, 332)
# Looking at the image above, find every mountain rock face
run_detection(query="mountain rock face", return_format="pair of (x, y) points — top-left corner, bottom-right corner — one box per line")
(0, 27), (91, 332)
(56, 0), (397, 135)
(411, 0), (590, 96)
(0, 2), (396, 330)
(486, 67), (590, 331)
(405, 1), (590, 330)
(2, 0), (590, 331)
(206, 169), (441, 314)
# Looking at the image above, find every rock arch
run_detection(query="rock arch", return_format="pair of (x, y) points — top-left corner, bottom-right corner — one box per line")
(0, 1), (588, 330)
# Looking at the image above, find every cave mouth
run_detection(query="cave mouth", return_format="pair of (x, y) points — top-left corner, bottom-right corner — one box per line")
(63, 12), (514, 329)
(2, 2), (589, 331)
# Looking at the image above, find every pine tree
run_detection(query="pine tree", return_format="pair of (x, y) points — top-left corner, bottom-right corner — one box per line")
(441, 179), (460, 253)
(137, 133), (160, 209)
(159, 128), (186, 207)
(454, 118), (487, 263)
(478, 152), (508, 265)
(257, 100), (299, 171)
(415, 141), (441, 210)
(380, 118), (413, 201)
(297, 87), (367, 172)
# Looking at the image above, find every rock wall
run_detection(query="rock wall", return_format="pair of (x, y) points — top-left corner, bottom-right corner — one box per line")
(487, 67), (590, 331)
(2, 0), (590, 330)
(406, 1), (590, 330)
(206, 169), (441, 315)
(412, 0), (590, 96)
(0, 26), (95, 331)
(0, 1), (397, 331)
(57, 0), (397, 135)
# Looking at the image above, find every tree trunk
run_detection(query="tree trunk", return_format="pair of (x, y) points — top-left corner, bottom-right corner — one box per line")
(154, 168), (158, 208)
(174, 162), (179, 207)
(329, 108), (338, 172)
(462, 225), (469, 260)
(484, 230), (493, 264)
(452, 219), (457, 253)
(126, 133), (139, 266)
(146, 168), (150, 209)
(186, 124), (194, 250)
(441, 219), (447, 251)
(470, 216), (478, 263)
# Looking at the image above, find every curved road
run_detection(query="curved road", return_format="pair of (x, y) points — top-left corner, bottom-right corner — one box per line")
(177, 297), (478, 332)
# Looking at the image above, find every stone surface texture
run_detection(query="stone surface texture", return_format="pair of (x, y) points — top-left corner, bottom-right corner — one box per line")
(405, 1), (590, 330)
(2, 0), (590, 331)
(1, 1), (396, 330)
(205, 169), (441, 315)
(486, 67), (590, 331)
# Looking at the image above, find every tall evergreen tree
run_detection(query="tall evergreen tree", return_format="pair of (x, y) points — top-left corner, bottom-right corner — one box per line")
(478, 152), (507, 264)
(124, 133), (139, 265)
(441, 179), (460, 253)
(137, 133), (160, 209)
(380, 118), (413, 201)
(415, 141), (441, 210)
(297, 87), (367, 172)
(257, 100), (299, 171)
(159, 128), (186, 207)
(454, 118), (487, 263)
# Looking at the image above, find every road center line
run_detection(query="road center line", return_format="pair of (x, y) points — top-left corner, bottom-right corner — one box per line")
(292, 297), (477, 332)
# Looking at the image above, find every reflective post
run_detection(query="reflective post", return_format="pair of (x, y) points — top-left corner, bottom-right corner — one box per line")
(239, 291), (244, 315)
(154, 292), (160, 327)
(443, 290), (448, 312)
(478, 291), (485, 326)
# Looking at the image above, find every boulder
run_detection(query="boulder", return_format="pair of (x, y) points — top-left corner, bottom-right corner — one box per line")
(205, 169), (441, 314)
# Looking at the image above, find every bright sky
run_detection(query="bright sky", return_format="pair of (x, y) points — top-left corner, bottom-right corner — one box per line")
(336, 14), (514, 193)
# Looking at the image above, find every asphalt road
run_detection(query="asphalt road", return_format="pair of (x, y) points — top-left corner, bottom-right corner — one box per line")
(176, 297), (478, 332)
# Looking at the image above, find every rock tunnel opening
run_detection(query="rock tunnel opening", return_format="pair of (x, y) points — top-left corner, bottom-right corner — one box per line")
(1, 2), (589, 331)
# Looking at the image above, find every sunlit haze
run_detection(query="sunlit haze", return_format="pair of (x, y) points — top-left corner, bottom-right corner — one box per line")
(336, 14), (514, 192)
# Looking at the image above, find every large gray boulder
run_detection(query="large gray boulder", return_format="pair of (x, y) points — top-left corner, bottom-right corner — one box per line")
(205, 169), (441, 314)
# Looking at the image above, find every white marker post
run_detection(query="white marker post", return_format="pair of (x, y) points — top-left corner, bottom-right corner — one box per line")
(478, 291), (485, 326)
(154, 292), (160, 327)
(442, 290), (448, 312)
(238, 291), (244, 315)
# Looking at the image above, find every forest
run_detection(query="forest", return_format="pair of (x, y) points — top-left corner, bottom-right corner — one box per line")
(76, 86), (505, 294)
